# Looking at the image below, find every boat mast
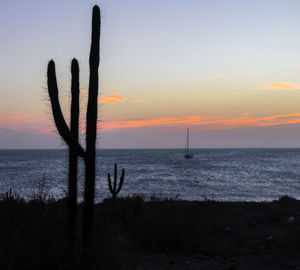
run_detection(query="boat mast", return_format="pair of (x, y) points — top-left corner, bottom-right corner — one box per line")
(187, 128), (189, 155)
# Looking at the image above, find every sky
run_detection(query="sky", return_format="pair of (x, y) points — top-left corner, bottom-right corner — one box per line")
(1, 0), (300, 148)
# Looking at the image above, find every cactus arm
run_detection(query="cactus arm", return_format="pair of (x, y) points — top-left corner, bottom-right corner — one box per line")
(107, 173), (114, 194)
(116, 168), (125, 194)
(47, 60), (85, 157)
(70, 58), (80, 143)
(113, 163), (117, 192)
(68, 58), (80, 233)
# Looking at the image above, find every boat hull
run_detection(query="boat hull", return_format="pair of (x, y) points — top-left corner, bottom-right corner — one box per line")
(184, 154), (193, 159)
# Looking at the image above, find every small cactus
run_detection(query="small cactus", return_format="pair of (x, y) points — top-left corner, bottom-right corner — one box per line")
(107, 164), (125, 199)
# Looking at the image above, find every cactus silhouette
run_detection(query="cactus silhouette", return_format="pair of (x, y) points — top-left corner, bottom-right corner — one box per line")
(47, 5), (101, 239)
(84, 5), (100, 237)
(107, 164), (125, 199)
(68, 59), (79, 235)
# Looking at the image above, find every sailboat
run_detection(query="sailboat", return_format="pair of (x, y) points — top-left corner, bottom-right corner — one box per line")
(184, 128), (193, 159)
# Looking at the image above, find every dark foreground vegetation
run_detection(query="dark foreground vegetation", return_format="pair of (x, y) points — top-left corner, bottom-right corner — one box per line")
(1, 194), (300, 270)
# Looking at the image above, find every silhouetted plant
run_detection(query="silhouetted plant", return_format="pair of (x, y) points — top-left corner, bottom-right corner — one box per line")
(4, 188), (13, 200)
(47, 5), (101, 239)
(68, 58), (79, 237)
(107, 164), (125, 199)
(30, 174), (51, 201)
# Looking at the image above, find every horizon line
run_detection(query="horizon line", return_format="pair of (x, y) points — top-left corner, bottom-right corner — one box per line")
(1, 147), (300, 150)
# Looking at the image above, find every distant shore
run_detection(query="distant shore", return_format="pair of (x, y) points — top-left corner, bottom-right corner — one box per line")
(0, 194), (300, 269)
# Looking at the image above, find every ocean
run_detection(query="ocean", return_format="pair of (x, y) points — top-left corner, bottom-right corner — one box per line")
(0, 149), (300, 202)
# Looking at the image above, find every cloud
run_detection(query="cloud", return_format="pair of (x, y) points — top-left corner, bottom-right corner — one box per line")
(132, 99), (142, 103)
(240, 72), (262, 76)
(80, 90), (128, 105)
(0, 113), (50, 134)
(98, 93), (127, 104)
(80, 89), (88, 94)
(207, 74), (222, 80)
(252, 82), (300, 90)
(102, 113), (300, 131)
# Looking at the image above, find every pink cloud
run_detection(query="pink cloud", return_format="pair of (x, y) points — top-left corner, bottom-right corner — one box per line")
(0, 113), (50, 134)
(3, 111), (300, 136)
(132, 99), (142, 103)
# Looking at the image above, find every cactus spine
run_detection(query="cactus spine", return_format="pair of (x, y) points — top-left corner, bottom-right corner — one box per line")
(47, 5), (101, 239)
(108, 164), (125, 199)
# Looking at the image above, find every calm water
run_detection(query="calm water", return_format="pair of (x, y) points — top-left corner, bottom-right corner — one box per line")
(0, 149), (300, 202)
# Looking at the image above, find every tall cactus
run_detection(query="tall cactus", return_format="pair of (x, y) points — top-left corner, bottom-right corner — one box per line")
(47, 5), (101, 239)
(107, 164), (125, 199)
(84, 5), (100, 236)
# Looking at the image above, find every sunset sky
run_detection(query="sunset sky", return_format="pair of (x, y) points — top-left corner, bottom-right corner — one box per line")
(1, 0), (300, 148)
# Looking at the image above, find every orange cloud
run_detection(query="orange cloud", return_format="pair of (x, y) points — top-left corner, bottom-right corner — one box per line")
(102, 113), (300, 131)
(98, 93), (127, 104)
(79, 90), (129, 104)
(132, 99), (142, 103)
(3, 112), (300, 135)
(80, 89), (88, 94)
(207, 74), (222, 80)
(252, 82), (300, 90)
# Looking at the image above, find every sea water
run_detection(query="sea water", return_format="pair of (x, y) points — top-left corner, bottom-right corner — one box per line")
(0, 149), (300, 202)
